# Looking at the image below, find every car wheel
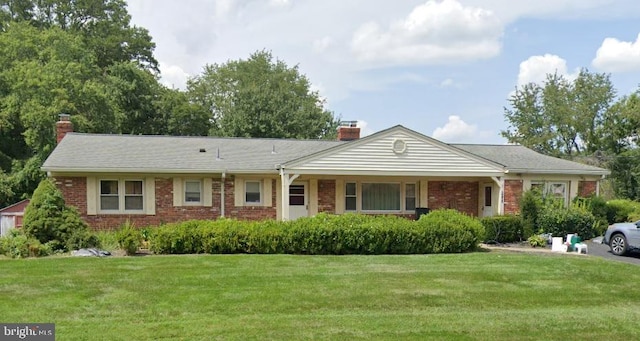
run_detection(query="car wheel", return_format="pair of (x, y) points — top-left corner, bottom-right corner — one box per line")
(610, 234), (628, 256)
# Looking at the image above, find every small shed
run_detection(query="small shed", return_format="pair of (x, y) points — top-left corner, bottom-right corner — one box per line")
(0, 199), (29, 236)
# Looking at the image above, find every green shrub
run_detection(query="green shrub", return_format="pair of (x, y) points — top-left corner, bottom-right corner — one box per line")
(149, 211), (483, 255)
(537, 206), (599, 240)
(573, 196), (609, 236)
(416, 209), (485, 253)
(481, 215), (524, 243)
(0, 230), (52, 258)
(95, 231), (120, 251)
(520, 189), (544, 238)
(116, 222), (142, 256)
(527, 234), (546, 248)
(23, 179), (93, 251)
(606, 199), (640, 223)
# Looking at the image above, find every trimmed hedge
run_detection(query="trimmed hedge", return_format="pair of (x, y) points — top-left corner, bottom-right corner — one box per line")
(537, 207), (599, 240)
(481, 215), (525, 243)
(606, 199), (640, 223)
(148, 210), (485, 255)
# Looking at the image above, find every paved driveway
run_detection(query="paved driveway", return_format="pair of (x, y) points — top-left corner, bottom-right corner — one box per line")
(587, 240), (640, 266)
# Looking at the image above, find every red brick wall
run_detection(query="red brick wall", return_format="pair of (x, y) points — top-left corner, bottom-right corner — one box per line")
(503, 180), (523, 214)
(318, 180), (336, 213)
(55, 177), (87, 214)
(225, 178), (277, 220)
(54, 176), (277, 230)
(578, 181), (597, 197)
(428, 181), (479, 216)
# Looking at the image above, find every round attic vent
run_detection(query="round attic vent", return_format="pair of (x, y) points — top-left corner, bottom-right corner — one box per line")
(392, 139), (407, 154)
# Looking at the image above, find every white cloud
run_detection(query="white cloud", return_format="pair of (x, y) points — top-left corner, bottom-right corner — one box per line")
(312, 36), (333, 53)
(432, 115), (483, 142)
(356, 120), (375, 137)
(592, 33), (640, 72)
(440, 78), (455, 87)
(159, 63), (191, 90)
(350, 0), (503, 66)
(269, 0), (290, 7)
(517, 54), (578, 86)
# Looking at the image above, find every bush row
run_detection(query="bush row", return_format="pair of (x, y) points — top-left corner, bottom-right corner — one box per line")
(148, 210), (485, 255)
(481, 215), (524, 243)
(605, 199), (640, 223)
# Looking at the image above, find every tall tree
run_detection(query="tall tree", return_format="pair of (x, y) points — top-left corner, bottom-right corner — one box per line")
(187, 50), (339, 139)
(502, 69), (616, 157)
(0, 0), (157, 71)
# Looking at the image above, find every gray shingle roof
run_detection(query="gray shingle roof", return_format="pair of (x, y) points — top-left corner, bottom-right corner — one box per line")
(452, 144), (609, 175)
(42, 133), (344, 173)
(42, 129), (610, 176)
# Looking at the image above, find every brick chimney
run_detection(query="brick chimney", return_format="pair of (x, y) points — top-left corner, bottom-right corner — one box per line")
(56, 114), (73, 144)
(337, 121), (360, 141)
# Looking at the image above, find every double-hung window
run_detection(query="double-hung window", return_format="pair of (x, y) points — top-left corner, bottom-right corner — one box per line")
(530, 181), (569, 206)
(345, 182), (357, 211)
(245, 180), (262, 204)
(405, 183), (416, 211)
(184, 180), (202, 204)
(100, 179), (144, 213)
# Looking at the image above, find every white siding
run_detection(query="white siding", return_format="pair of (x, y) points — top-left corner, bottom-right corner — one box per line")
(293, 132), (502, 174)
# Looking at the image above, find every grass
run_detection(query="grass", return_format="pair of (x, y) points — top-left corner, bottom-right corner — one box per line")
(1, 252), (638, 340)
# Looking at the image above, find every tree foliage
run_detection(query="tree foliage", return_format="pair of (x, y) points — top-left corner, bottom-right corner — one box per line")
(187, 50), (339, 139)
(502, 70), (616, 157)
(23, 178), (95, 251)
(0, 0), (157, 70)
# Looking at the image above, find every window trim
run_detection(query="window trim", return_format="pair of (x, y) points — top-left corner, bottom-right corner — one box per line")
(405, 183), (417, 211)
(184, 179), (202, 205)
(345, 182), (357, 211)
(530, 181), (569, 207)
(99, 179), (120, 211)
(99, 179), (145, 214)
(345, 181), (417, 213)
(244, 180), (262, 205)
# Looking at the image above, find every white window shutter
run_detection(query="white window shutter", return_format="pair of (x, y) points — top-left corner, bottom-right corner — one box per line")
(86, 177), (97, 215)
(234, 178), (243, 206)
(309, 179), (318, 215)
(203, 178), (213, 207)
(335, 179), (344, 214)
(173, 177), (182, 207)
(145, 177), (156, 215)
(263, 179), (272, 207)
(420, 180), (428, 208)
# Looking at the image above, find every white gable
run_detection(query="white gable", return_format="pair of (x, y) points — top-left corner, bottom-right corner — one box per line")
(284, 127), (505, 176)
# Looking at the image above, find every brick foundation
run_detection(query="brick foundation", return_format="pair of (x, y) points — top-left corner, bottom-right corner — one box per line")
(428, 181), (479, 216)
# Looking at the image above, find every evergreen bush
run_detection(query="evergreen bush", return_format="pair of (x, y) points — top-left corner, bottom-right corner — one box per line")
(23, 179), (96, 251)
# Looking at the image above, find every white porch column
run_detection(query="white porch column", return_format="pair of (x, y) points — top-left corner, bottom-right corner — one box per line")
(280, 169), (300, 221)
(491, 176), (505, 215)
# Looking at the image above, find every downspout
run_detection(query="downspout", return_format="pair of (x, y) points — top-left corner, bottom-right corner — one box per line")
(221, 172), (226, 218)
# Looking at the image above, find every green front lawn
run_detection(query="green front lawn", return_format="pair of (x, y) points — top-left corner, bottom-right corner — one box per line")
(1, 252), (638, 340)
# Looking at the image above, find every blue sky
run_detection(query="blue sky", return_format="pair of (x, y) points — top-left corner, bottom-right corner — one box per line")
(126, 0), (640, 143)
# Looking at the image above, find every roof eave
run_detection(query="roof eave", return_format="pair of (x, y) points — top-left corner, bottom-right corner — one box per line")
(281, 169), (507, 177)
(507, 168), (610, 176)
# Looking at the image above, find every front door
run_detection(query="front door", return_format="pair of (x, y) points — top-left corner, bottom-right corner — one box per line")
(482, 185), (493, 217)
(288, 182), (308, 220)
